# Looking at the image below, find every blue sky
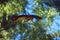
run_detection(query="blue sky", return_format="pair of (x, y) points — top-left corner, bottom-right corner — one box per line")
(47, 15), (60, 34)
(26, 0), (60, 34)
(26, 0), (60, 40)
(13, 0), (60, 40)
(25, 0), (36, 15)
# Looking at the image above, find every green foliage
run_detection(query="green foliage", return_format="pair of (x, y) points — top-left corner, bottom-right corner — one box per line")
(0, 0), (27, 15)
(0, 0), (59, 40)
